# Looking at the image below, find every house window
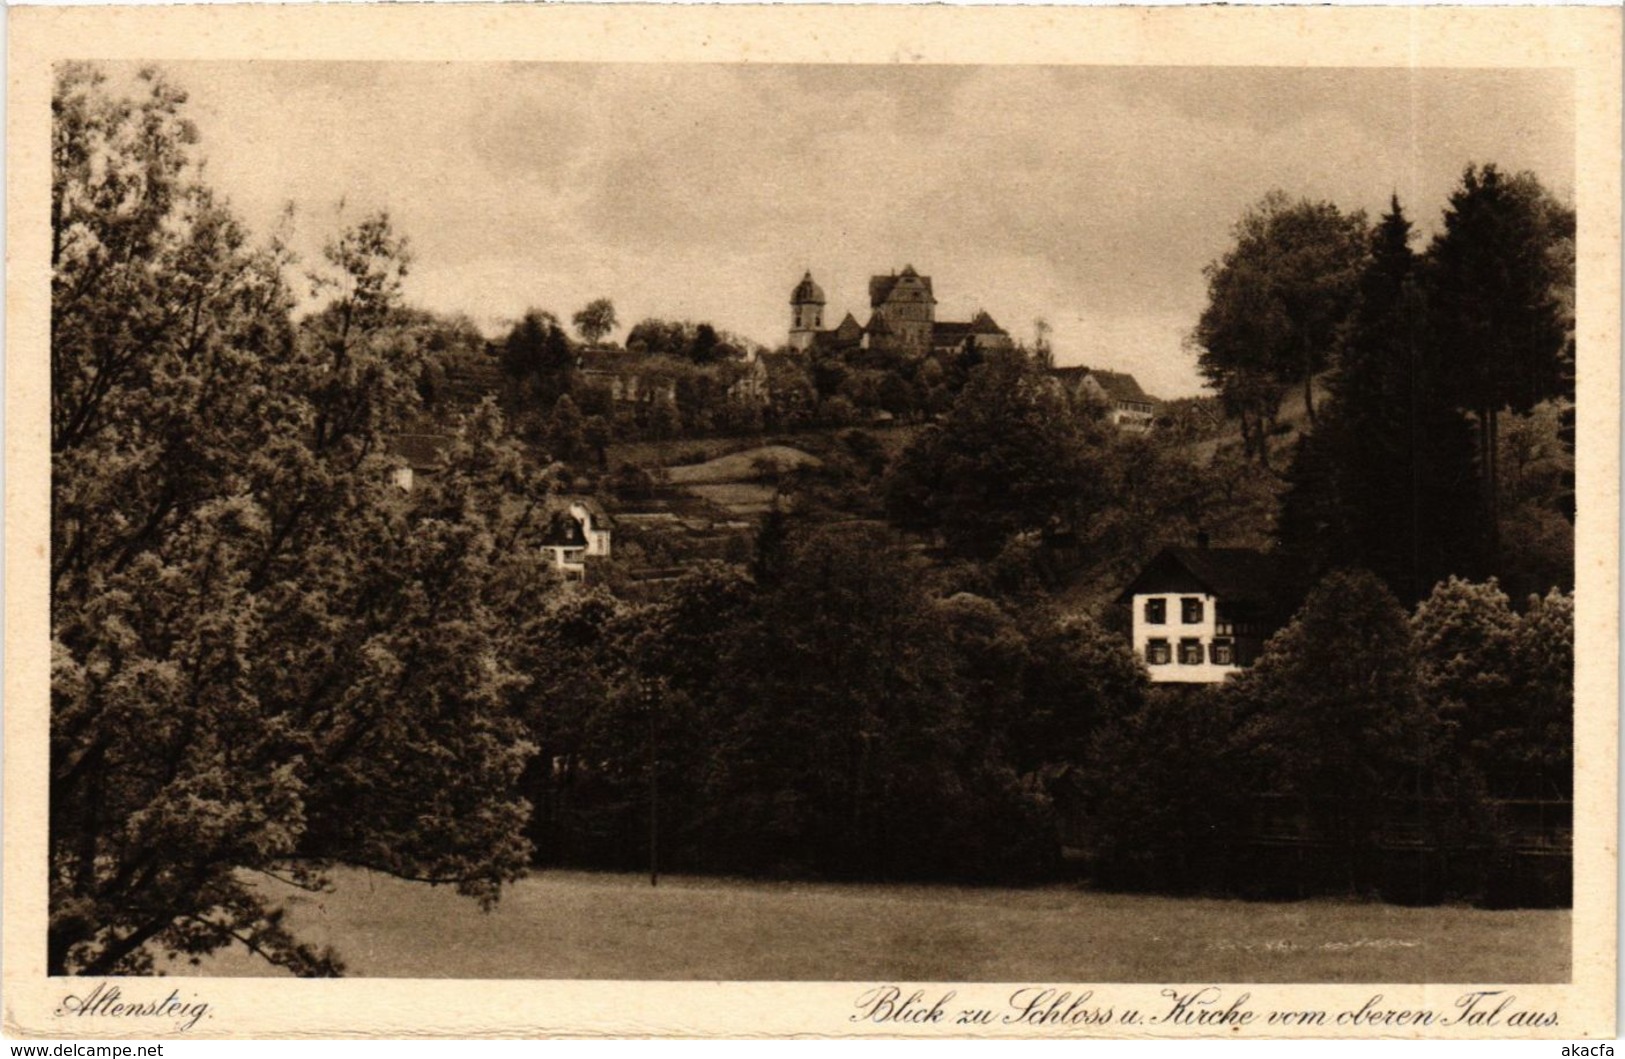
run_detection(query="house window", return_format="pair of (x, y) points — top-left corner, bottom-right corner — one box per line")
(1144, 598), (1166, 625)
(1179, 638), (1203, 665)
(1145, 639), (1171, 665)
(1181, 597), (1205, 624)
(1209, 639), (1235, 666)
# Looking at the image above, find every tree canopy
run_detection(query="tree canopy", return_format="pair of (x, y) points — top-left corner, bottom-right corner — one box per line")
(571, 298), (618, 345)
(1276, 197), (1486, 603)
(1426, 164), (1575, 559)
(50, 63), (555, 976)
(499, 308), (574, 403)
(883, 348), (1112, 561)
(1192, 192), (1368, 464)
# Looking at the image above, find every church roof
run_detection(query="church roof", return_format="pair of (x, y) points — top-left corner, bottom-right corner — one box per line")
(813, 327), (864, 352)
(790, 271), (826, 305)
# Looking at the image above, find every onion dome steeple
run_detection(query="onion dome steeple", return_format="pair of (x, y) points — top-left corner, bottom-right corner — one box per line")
(790, 271), (826, 306)
(788, 271), (827, 351)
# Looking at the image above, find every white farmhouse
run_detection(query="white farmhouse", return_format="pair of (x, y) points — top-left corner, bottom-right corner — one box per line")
(1116, 542), (1308, 683)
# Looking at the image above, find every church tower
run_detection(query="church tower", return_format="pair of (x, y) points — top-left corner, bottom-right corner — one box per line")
(788, 271), (826, 352)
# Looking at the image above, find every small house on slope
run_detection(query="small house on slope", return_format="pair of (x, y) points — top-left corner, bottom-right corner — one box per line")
(540, 498), (615, 581)
(1084, 370), (1159, 431)
(388, 433), (453, 491)
(1115, 542), (1310, 683)
(1050, 367), (1160, 431)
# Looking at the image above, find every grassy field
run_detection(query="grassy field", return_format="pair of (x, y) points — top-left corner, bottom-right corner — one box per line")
(605, 423), (924, 475)
(663, 444), (822, 485)
(164, 868), (1569, 981)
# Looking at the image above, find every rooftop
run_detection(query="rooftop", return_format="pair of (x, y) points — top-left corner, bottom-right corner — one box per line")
(389, 433), (453, 470)
(1115, 546), (1312, 613)
(1089, 369), (1157, 406)
(791, 271), (826, 306)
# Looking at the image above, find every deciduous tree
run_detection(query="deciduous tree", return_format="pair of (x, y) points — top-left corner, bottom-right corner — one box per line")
(883, 349), (1109, 560)
(49, 65), (549, 976)
(571, 298), (618, 345)
(500, 309), (574, 406)
(1193, 192), (1368, 464)
(1226, 570), (1427, 886)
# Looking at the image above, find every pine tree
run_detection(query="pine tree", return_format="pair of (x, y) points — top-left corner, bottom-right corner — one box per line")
(1426, 165), (1574, 559)
(1279, 197), (1485, 602)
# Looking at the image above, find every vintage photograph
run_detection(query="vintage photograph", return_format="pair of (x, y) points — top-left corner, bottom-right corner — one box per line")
(7, 3), (1619, 1041)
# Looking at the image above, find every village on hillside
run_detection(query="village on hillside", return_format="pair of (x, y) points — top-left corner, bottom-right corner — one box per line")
(388, 264), (1175, 594)
(45, 59), (1579, 986)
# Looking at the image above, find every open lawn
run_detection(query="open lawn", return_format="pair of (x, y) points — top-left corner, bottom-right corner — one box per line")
(165, 868), (1569, 981)
(605, 423), (924, 478)
(663, 445), (822, 485)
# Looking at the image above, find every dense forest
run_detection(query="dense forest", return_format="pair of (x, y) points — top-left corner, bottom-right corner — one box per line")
(48, 64), (1575, 976)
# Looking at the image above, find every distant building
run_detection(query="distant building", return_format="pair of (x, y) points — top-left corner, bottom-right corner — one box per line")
(577, 346), (767, 407)
(788, 266), (1013, 358)
(388, 433), (452, 491)
(1050, 365), (1160, 431)
(1116, 542), (1310, 684)
(578, 349), (679, 406)
(726, 355), (770, 404)
(540, 498), (614, 581)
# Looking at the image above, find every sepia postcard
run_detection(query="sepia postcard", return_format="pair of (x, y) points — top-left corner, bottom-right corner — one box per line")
(5, 2), (1620, 1041)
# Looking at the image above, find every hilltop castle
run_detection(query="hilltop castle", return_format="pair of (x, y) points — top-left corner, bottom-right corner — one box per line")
(788, 266), (1013, 358)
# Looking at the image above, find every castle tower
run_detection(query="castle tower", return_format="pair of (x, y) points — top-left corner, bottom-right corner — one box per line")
(867, 264), (936, 356)
(788, 271), (826, 352)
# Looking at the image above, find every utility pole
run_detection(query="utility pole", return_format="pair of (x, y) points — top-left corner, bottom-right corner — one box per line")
(646, 680), (659, 888)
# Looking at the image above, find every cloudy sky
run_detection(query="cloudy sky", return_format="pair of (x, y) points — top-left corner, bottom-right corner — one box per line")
(165, 62), (1572, 397)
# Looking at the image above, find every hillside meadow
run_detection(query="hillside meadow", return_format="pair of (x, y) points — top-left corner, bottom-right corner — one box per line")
(162, 868), (1570, 982)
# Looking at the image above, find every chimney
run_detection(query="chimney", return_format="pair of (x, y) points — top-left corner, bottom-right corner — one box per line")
(1196, 530), (1210, 550)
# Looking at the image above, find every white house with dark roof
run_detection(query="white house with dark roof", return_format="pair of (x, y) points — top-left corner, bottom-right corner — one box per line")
(1050, 366), (1160, 431)
(1083, 369), (1159, 431)
(540, 498), (614, 581)
(1116, 542), (1310, 683)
